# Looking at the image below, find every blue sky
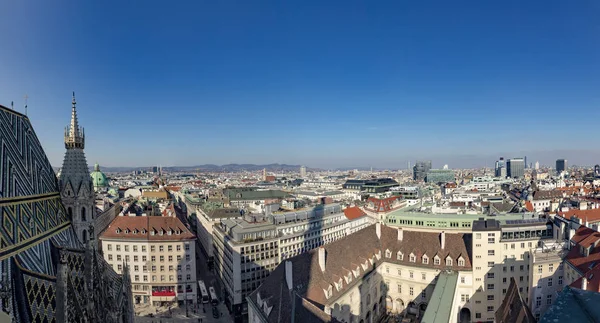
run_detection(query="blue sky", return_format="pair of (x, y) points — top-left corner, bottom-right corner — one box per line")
(1, 1), (599, 169)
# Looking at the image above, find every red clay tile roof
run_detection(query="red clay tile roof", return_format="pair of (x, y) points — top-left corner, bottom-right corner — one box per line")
(366, 196), (401, 213)
(570, 263), (600, 292)
(565, 226), (600, 275)
(343, 206), (366, 220)
(558, 208), (600, 223)
(525, 201), (534, 212)
(100, 215), (195, 241)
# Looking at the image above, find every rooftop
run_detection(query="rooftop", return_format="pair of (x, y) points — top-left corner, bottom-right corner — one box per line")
(540, 286), (600, 323)
(421, 271), (458, 323)
(99, 215), (196, 241)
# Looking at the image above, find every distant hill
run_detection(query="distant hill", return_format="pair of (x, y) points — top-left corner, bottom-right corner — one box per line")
(53, 164), (319, 173)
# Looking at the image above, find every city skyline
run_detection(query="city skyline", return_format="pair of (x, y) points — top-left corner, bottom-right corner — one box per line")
(1, 1), (599, 168)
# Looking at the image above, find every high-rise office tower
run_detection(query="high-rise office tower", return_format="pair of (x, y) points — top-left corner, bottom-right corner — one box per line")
(495, 157), (506, 178)
(300, 165), (307, 177)
(506, 158), (525, 178)
(524, 156), (528, 169)
(535, 161), (540, 170)
(413, 160), (432, 181)
(556, 159), (568, 174)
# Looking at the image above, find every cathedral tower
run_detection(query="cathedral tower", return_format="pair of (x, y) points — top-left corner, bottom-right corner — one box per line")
(59, 92), (95, 244)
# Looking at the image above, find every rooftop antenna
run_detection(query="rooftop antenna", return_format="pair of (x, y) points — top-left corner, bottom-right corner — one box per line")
(24, 94), (28, 116)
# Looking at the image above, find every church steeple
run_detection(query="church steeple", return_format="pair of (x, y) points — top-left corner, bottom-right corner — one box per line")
(65, 91), (85, 149)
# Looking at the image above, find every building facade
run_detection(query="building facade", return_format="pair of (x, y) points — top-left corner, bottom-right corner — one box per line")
(425, 169), (455, 184)
(247, 224), (473, 323)
(507, 158), (525, 178)
(556, 159), (568, 174)
(413, 160), (432, 181)
(99, 214), (197, 307)
(212, 204), (370, 319)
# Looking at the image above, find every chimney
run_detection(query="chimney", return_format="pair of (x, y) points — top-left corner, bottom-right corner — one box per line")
(376, 222), (381, 240)
(582, 276), (588, 291)
(318, 247), (326, 272)
(441, 231), (446, 249)
(397, 228), (403, 241)
(285, 261), (293, 291)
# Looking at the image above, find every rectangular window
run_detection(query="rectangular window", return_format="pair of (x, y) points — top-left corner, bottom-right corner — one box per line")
(107, 244), (112, 251)
(133, 245), (138, 252)
(116, 245), (121, 251)
(487, 273), (494, 279)
(142, 246), (146, 252)
(124, 245), (129, 252)
(422, 273), (426, 280)
(397, 284), (402, 293)
(160, 256), (164, 262)
(538, 265), (543, 273)
(487, 284), (494, 290)
(151, 256), (156, 262)
(548, 278), (553, 287)
(409, 287), (414, 296)
(134, 275), (139, 281)
(488, 262), (495, 267)
(151, 246), (155, 252)
(487, 306), (494, 312)
(461, 294), (469, 302)
(117, 255), (122, 261)
(476, 313), (481, 319)
(134, 265), (139, 271)
(409, 271), (413, 279)
(134, 256), (138, 262)
(488, 250), (495, 256)
(421, 289), (426, 299)
(559, 276), (563, 285)
(185, 254), (190, 261)
(547, 295), (552, 305)
(461, 276), (465, 284)
(476, 233), (481, 239)
(487, 295), (494, 301)
(185, 244), (190, 250)
(549, 264), (554, 272)
(177, 245), (181, 251)
(168, 245), (173, 252)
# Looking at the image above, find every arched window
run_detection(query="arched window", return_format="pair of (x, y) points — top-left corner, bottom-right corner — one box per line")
(82, 229), (88, 243)
(68, 207), (73, 219)
(81, 207), (86, 222)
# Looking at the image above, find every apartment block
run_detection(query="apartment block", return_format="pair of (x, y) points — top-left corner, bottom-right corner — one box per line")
(100, 214), (197, 307)
(212, 203), (371, 319)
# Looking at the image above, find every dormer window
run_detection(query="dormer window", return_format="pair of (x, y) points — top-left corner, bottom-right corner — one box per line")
(116, 228), (121, 234)
(150, 230), (155, 236)
(167, 229), (172, 236)
(434, 256), (441, 266)
(409, 253), (416, 263)
(160, 229), (164, 236)
(385, 249), (392, 258)
(422, 255), (429, 265)
(397, 251), (404, 261)
(446, 257), (453, 266)
(124, 229), (129, 234)
(458, 257), (465, 266)
(142, 229), (147, 234)
(176, 229), (181, 235)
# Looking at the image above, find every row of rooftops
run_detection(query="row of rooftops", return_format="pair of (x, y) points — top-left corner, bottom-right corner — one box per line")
(247, 223), (472, 323)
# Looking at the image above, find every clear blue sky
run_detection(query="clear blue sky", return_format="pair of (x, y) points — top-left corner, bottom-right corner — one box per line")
(1, 1), (599, 169)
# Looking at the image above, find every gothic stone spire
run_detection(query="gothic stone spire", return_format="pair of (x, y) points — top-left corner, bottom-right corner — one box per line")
(65, 92), (85, 149)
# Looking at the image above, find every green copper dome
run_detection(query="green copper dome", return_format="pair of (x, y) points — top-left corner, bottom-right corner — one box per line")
(90, 163), (109, 191)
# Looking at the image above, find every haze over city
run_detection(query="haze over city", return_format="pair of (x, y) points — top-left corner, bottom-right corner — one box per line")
(1, 1), (599, 169)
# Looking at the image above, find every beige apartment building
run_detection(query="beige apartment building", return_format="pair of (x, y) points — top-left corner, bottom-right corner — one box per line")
(100, 214), (197, 307)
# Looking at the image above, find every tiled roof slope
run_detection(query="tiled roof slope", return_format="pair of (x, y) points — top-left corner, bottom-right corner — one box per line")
(248, 224), (472, 323)
(342, 206), (366, 220)
(100, 215), (195, 241)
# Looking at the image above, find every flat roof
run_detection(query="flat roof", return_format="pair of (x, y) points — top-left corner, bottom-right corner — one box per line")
(421, 271), (458, 323)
